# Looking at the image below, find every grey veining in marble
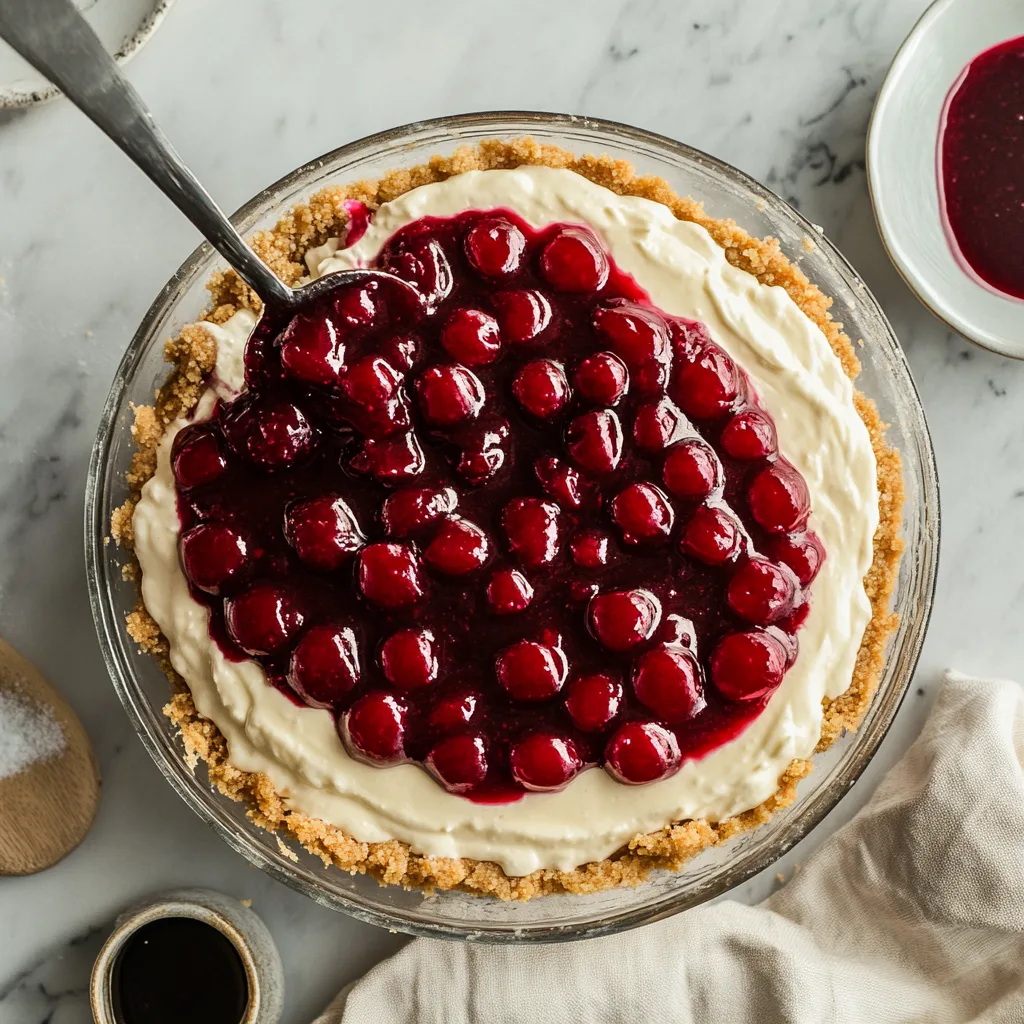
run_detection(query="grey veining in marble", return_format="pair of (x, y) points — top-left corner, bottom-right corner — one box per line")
(1, 0), (1022, 1021)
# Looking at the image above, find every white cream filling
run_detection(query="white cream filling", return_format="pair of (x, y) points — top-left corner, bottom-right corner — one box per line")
(133, 167), (878, 876)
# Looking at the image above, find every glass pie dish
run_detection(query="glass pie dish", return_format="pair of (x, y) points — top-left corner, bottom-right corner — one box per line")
(85, 112), (939, 942)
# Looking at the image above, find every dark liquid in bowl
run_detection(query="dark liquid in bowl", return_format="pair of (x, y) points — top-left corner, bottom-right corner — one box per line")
(112, 917), (248, 1024)
(939, 34), (1024, 300)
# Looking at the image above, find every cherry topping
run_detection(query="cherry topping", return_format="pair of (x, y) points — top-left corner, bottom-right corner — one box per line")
(679, 505), (743, 565)
(663, 439), (720, 499)
(283, 495), (364, 571)
(342, 691), (408, 764)
(711, 630), (788, 701)
(341, 356), (408, 438)
(605, 721), (681, 784)
(570, 529), (610, 569)
(381, 487), (458, 537)
(417, 365), (486, 426)
(574, 351), (628, 405)
(727, 557), (797, 625)
(672, 345), (740, 419)
(456, 443), (505, 485)
(749, 462), (811, 533)
(224, 584), (304, 656)
(566, 409), (623, 474)
(632, 644), (705, 722)
(424, 518), (491, 575)
(357, 543), (424, 608)
(540, 226), (610, 292)
(340, 201), (370, 249)
(721, 409), (777, 460)
(172, 425), (228, 490)
(288, 624), (360, 708)
(509, 733), (582, 792)
(487, 568), (534, 614)
(766, 530), (825, 585)
(349, 432), (425, 482)
(426, 733), (488, 793)
(502, 498), (561, 567)
(465, 216), (526, 278)
(179, 523), (249, 595)
(633, 397), (687, 451)
(611, 482), (675, 544)
(332, 280), (376, 328)
(565, 673), (622, 732)
(441, 308), (502, 365)
(496, 640), (567, 701)
(512, 359), (570, 419)
(279, 314), (345, 387)
(593, 300), (671, 382)
(492, 289), (552, 343)
(221, 394), (317, 471)
(534, 456), (593, 510)
(587, 589), (661, 651)
(382, 237), (452, 309)
(428, 691), (479, 733)
(380, 628), (438, 690)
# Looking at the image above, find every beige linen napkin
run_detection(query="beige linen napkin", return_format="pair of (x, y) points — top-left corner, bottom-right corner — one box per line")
(318, 672), (1024, 1023)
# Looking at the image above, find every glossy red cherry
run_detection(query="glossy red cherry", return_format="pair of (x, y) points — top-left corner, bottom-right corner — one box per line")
(671, 345), (740, 419)
(509, 733), (582, 792)
(383, 237), (453, 309)
(381, 487), (458, 537)
(357, 543), (424, 608)
(574, 351), (628, 405)
(611, 482), (675, 544)
(283, 495), (364, 571)
(663, 440), (720, 499)
(492, 289), (552, 343)
(426, 733), (488, 793)
(727, 557), (797, 625)
(465, 216), (527, 278)
(424, 518), (491, 575)
(632, 645), (705, 722)
(512, 359), (570, 419)
(349, 432), (426, 483)
(570, 530), (610, 569)
(711, 630), (788, 701)
(441, 308), (502, 365)
(417, 365), (486, 426)
(502, 498), (561, 568)
(486, 568), (534, 614)
(342, 691), (408, 763)
(456, 443), (506, 485)
(224, 583), (304, 656)
(749, 462), (811, 533)
(540, 226), (609, 292)
(765, 530), (825, 585)
(332, 279), (376, 328)
(633, 398), (686, 451)
(679, 505), (743, 565)
(495, 641), (567, 701)
(341, 355), (408, 437)
(669, 317), (714, 360)
(179, 523), (249, 595)
(172, 425), (228, 490)
(221, 394), (317, 471)
(721, 409), (777, 460)
(604, 721), (681, 784)
(534, 456), (593, 510)
(565, 673), (623, 732)
(428, 692), (479, 733)
(587, 589), (661, 651)
(288, 624), (360, 708)
(566, 409), (623, 474)
(381, 628), (438, 690)
(279, 313), (345, 387)
(592, 301), (671, 372)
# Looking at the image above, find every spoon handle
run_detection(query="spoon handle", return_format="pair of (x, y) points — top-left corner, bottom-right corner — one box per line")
(0, 0), (294, 307)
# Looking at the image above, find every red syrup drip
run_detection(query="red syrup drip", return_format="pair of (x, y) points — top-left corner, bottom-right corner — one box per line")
(172, 207), (822, 801)
(939, 34), (1024, 300)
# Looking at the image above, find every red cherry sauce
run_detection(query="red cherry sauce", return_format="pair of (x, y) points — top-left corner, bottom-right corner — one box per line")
(172, 207), (822, 801)
(939, 34), (1024, 300)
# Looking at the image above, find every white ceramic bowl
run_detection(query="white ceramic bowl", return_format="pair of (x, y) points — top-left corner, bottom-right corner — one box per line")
(867, 0), (1024, 359)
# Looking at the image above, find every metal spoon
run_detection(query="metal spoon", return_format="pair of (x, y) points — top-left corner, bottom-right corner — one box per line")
(0, 0), (419, 313)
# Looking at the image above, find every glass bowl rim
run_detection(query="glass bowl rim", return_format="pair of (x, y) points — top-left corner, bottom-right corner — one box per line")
(84, 110), (940, 942)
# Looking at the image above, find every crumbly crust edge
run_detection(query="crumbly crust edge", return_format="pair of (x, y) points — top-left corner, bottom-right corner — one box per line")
(112, 138), (904, 901)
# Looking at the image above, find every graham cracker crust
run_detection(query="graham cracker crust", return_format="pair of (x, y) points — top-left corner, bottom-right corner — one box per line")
(112, 139), (904, 901)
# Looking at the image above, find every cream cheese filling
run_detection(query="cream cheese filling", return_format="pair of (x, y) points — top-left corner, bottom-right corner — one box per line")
(133, 167), (878, 876)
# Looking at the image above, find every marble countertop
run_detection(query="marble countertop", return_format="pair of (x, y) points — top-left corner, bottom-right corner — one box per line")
(2, 0), (1022, 1020)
